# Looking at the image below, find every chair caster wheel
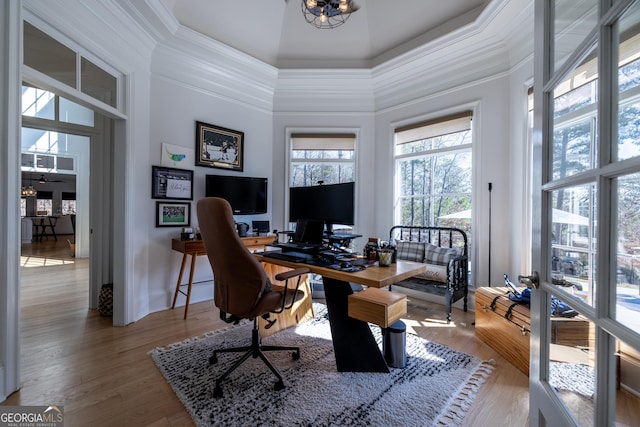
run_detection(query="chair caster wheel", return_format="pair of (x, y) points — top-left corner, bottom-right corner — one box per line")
(274, 380), (285, 391)
(292, 351), (300, 360)
(213, 386), (223, 398)
(210, 354), (218, 365)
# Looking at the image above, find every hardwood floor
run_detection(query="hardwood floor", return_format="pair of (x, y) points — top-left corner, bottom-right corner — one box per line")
(4, 239), (531, 426)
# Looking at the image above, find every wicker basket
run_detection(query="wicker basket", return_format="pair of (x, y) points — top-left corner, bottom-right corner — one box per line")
(98, 283), (113, 317)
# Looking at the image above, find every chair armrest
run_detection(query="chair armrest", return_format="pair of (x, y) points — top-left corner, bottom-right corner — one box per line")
(274, 267), (310, 281)
(273, 267), (310, 313)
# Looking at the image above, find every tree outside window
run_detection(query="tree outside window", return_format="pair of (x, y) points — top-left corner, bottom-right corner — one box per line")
(394, 113), (473, 241)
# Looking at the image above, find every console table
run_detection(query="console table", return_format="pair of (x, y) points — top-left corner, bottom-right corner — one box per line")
(171, 235), (276, 319)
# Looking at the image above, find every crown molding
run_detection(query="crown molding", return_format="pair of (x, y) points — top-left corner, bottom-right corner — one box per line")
(274, 69), (375, 113)
(114, 0), (179, 42)
(152, 26), (279, 112)
(22, 0), (534, 115)
(369, 0), (531, 109)
(23, 0), (155, 72)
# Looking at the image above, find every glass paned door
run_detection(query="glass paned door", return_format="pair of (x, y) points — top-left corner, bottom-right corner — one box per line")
(532, 0), (640, 425)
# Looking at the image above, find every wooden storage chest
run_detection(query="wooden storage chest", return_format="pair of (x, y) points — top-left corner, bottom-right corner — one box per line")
(475, 286), (593, 376)
(475, 287), (531, 375)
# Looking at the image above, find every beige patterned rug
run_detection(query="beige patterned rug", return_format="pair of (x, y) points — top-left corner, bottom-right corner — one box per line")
(150, 304), (494, 426)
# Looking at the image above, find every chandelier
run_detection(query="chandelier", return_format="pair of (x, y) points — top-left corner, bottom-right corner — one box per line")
(21, 173), (37, 197)
(21, 186), (37, 197)
(302, 0), (357, 29)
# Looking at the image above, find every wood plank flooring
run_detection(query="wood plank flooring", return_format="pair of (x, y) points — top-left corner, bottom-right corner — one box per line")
(4, 239), (531, 426)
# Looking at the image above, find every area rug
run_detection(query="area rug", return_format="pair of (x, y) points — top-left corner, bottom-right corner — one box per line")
(550, 361), (595, 398)
(150, 304), (494, 426)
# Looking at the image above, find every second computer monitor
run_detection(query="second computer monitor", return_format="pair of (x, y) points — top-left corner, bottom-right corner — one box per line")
(289, 182), (355, 233)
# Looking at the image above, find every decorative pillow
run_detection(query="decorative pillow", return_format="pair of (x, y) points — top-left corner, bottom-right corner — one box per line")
(395, 241), (425, 262)
(415, 264), (448, 283)
(424, 243), (459, 266)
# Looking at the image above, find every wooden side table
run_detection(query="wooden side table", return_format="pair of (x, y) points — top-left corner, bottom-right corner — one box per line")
(171, 235), (276, 319)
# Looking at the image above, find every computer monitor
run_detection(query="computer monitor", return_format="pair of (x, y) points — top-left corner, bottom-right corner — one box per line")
(205, 175), (267, 215)
(289, 182), (355, 234)
(292, 219), (325, 245)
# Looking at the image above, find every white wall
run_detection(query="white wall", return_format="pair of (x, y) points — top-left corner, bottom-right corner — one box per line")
(146, 76), (275, 312)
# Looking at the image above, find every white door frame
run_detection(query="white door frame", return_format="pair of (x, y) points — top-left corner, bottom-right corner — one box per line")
(531, 0), (640, 425)
(0, 0), (23, 402)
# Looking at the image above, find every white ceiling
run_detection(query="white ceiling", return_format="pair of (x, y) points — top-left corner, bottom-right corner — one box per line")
(167, 0), (490, 69)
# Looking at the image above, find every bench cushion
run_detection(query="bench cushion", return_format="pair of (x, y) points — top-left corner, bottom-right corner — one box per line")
(395, 240), (425, 262)
(415, 263), (448, 283)
(424, 243), (460, 266)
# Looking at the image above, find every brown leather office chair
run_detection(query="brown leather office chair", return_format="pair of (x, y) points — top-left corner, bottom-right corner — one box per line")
(196, 197), (309, 397)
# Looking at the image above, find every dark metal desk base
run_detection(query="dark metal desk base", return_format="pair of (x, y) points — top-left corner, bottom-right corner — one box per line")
(322, 277), (389, 373)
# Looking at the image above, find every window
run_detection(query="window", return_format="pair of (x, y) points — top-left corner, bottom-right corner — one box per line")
(288, 133), (356, 237)
(36, 191), (53, 216)
(23, 21), (118, 109)
(547, 32), (640, 316)
(290, 134), (355, 187)
(393, 112), (473, 231)
(22, 84), (94, 127)
(61, 192), (76, 215)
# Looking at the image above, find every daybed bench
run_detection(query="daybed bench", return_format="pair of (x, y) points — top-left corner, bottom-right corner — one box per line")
(388, 225), (469, 322)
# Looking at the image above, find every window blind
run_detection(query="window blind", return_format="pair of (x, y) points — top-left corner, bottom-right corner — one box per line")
(395, 112), (472, 145)
(291, 133), (355, 151)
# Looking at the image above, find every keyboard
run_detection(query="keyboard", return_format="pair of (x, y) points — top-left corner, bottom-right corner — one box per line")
(276, 242), (324, 252)
(262, 251), (313, 263)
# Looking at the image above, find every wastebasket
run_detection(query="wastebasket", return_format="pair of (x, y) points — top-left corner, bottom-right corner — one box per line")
(382, 320), (406, 368)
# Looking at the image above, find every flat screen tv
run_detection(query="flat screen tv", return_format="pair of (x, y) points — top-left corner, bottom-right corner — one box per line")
(205, 175), (267, 215)
(289, 182), (355, 233)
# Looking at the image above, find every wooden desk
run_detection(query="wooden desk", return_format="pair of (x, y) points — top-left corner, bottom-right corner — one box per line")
(256, 254), (425, 372)
(171, 235), (276, 318)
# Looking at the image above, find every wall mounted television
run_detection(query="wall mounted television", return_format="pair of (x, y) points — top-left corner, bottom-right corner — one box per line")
(205, 175), (268, 215)
(289, 182), (355, 234)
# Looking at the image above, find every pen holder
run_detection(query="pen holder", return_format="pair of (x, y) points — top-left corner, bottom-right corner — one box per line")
(378, 248), (393, 267)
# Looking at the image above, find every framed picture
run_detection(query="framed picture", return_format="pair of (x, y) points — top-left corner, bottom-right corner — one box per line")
(151, 166), (193, 200)
(156, 201), (191, 227)
(161, 142), (195, 168)
(195, 121), (244, 171)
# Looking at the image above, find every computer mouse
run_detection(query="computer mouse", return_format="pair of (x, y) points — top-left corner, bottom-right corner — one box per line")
(340, 261), (352, 269)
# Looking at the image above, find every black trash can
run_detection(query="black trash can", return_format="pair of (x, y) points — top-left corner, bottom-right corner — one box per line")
(382, 320), (407, 368)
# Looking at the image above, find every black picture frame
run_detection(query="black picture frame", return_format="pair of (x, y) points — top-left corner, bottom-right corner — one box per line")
(155, 201), (191, 227)
(195, 121), (244, 171)
(151, 166), (193, 200)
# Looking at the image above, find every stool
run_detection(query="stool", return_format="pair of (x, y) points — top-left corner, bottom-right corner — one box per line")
(383, 320), (407, 368)
(347, 287), (407, 328)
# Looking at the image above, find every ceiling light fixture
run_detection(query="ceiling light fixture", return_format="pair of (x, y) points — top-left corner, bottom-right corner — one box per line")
(38, 174), (47, 184)
(21, 173), (37, 197)
(302, 0), (357, 29)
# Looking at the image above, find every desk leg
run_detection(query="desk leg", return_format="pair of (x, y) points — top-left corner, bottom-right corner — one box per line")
(322, 277), (389, 373)
(183, 254), (197, 319)
(171, 253), (189, 309)
(48, 217), (58, 241)
(32, 221), (39, 242)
